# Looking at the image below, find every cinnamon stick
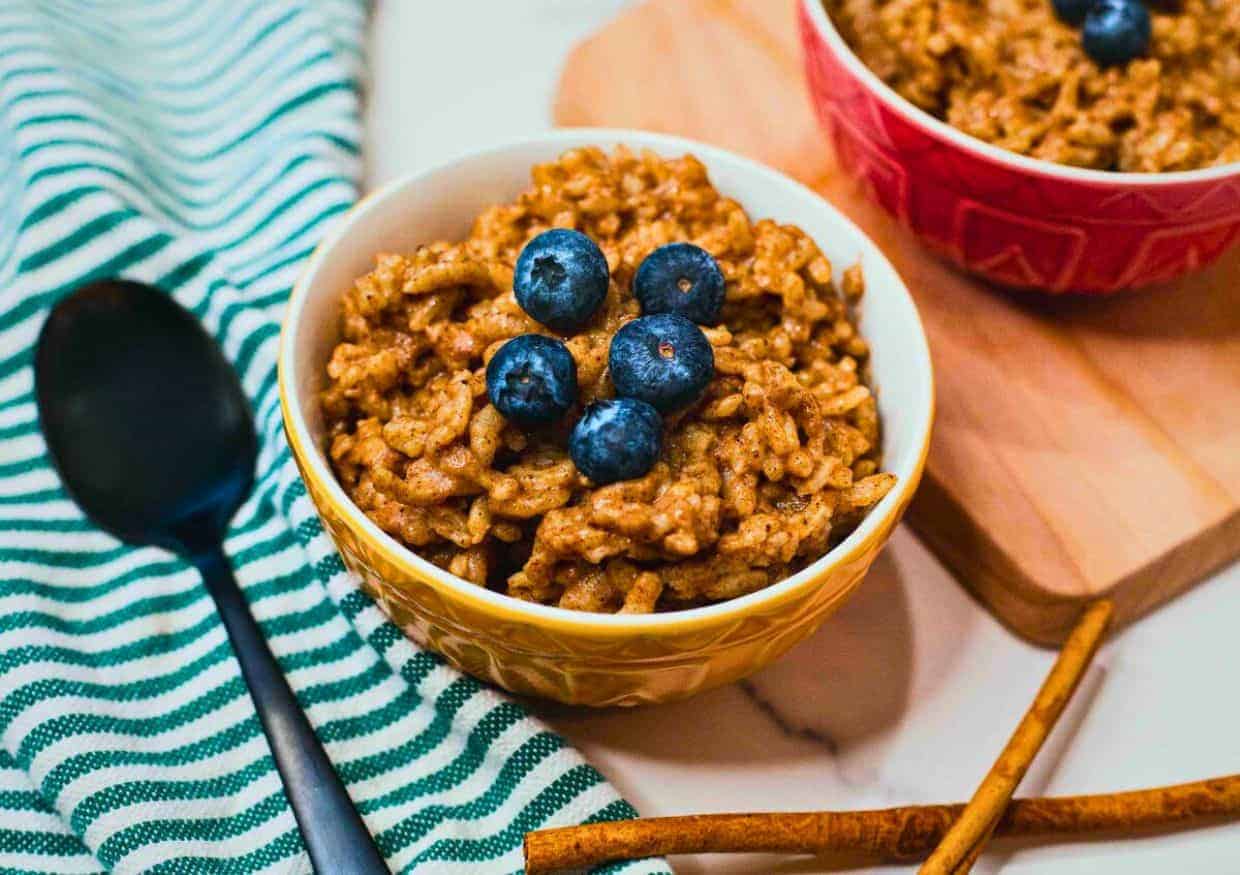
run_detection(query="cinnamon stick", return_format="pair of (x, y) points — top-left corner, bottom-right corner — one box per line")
(524, 774), (1240, 873)
(950, 837), (987, 875)
(921, 599), (1114, 874)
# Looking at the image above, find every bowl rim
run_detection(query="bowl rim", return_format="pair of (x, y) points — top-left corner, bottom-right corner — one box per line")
(278, 127), (934, 637)
(800, 0), (1240, 186)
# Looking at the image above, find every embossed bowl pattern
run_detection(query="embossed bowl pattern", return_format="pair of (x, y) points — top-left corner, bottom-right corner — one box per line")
(799, 0), (1240, 294)
(279, 130), (934, 706)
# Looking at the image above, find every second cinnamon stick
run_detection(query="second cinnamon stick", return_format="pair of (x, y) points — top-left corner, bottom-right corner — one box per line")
(524, 774), (1240, 873)
(921, 598), (1114, 874)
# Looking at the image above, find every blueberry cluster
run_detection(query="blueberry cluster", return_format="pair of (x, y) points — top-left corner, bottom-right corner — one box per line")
(485, 230), (722, 485)
(1054, 0), (1151, 66)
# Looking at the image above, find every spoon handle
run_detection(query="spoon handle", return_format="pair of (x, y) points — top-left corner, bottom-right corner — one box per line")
(194, 548), (390, 875)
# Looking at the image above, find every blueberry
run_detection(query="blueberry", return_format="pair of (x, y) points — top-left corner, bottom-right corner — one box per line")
(569, 398), (663, 485)
(608, 313), (714, 413)
(633, 243), (726, 325)
(1083, 0), (1151, 66)
(485, 334), (577, 427)
(513, 229), (609, 332)
(1052, 0), (1093, 25)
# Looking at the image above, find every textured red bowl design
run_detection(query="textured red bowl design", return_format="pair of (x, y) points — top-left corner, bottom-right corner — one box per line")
(798, 0), (1240, 294)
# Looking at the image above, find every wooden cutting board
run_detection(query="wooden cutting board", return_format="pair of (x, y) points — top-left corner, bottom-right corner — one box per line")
(554, 0), (1240, 645)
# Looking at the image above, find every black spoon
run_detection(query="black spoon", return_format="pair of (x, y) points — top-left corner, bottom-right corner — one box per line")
(35, 280), (389, 875)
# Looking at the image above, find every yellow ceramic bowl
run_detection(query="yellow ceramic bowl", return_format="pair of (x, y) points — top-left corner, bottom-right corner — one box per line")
(279, 129), (934, 706)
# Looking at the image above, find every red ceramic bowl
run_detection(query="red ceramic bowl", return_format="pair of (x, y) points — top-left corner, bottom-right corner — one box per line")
(798, 0), (1240, 294)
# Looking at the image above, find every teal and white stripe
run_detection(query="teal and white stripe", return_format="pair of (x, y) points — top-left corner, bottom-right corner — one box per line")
(0, 1), (669, 871)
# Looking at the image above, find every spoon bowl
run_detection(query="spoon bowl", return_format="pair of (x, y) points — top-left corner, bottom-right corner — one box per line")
(36, 280), (255, 553)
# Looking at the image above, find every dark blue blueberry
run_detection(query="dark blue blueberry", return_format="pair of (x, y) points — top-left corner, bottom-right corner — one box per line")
(1052, 0), (1093, 25)
(513, 228), (609, 332)
(485, 334), (577, 427)
(633, 243), (726, 325)
(608, 313), (714, 413)
(1083, 0), (1151, 67)
(569, 398), (663, 485)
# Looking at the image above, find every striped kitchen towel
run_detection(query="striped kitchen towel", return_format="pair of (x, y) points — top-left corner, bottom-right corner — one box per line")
(0, 1), (670, 872)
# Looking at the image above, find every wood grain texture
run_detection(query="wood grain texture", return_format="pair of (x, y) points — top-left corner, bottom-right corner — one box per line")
(553, 0), (1240, 644)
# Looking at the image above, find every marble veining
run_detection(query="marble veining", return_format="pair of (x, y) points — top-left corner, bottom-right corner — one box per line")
(737, 679), (840, 756)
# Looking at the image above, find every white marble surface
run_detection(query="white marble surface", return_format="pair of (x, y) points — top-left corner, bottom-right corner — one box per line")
(366, 4), (1240, 872)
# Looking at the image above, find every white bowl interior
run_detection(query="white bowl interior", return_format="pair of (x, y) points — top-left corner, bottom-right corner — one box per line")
(284, 128), (934, 627)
